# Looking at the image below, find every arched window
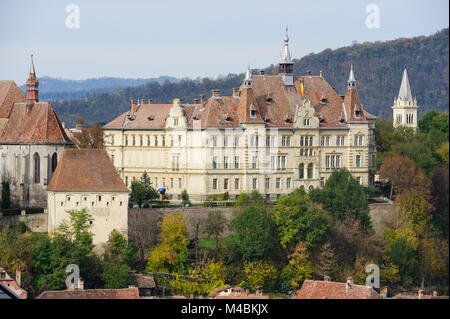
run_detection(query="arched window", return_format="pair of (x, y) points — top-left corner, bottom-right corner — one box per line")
(309, 185), (314, 191)
(51, 153), (58, 172)
(307, 163), (313, 179)
(299, 163), (304, 179)
(34, 153), (40, 183)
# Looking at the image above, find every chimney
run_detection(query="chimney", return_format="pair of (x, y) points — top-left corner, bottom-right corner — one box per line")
(380, 287), (388, 299)
(323, 275), (330, 281)
(130, 100), (137, 114)
(232, 87), (240, 97)
(77, 277), (84, 290)
(346, 276), (353, 293)
(212, 89), (221, 98)
(418, 289), (424, 299)
(15, 267), (21, 287)
(200, 94), (205, 107)
(193, 98), (200, 104)
(148, 99), (152, 104)
(259, 70), (265, 75)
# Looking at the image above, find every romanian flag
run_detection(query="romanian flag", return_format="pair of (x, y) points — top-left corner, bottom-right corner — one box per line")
(299, 77), (304, 97)
(317, 147), (321, 153)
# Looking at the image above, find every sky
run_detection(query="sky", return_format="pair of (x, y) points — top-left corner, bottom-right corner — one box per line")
(0, 0), (448, 85)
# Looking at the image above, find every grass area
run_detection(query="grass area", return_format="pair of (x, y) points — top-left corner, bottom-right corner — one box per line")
(199, 235), (239, 250)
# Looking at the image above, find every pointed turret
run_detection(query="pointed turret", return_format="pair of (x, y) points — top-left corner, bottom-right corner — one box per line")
(397, 68), (412, 100)
(347, 64), (356, 88)
(343, 64), (365, 121)
(392, 67), (418, 130)
(278, 26), (294, 85)
(238, 66), (262, 123)
(244, 65), (252, 88)
(26, 54), (39, 103)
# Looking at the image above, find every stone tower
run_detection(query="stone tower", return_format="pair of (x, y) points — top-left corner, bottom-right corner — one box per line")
(392, 68), (418, 130)
(278, 26), (294, 86)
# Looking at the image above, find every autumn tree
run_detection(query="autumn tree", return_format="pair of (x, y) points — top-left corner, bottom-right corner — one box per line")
(379, 155), (432, 199)
(146, 214), (190, 274)
(316, 241), (336, 279)
(204, 211), (227, 253)
(280, 241), (313, 290)
(243, 260), (277, 291)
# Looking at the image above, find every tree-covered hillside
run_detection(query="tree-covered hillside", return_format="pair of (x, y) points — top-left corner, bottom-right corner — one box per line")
(52, 28), (448, 127)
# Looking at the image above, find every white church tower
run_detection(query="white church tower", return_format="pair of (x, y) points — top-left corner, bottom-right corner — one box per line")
(392, 68), (418, 130)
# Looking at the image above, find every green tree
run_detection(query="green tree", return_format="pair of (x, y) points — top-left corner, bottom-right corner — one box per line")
(272, 188), (331, 250)
(231, 192), (278, 261)
(204, 211), (227, 252)
(388, 237), (419, 287)
(102, 263), (131, 289)
(243, 260), (277, 290)
(309, 169), (372, 231)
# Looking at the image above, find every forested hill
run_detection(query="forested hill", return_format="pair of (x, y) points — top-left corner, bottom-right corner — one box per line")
(52, 28), (448, 127)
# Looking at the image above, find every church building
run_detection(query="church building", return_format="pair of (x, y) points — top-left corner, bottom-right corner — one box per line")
(0, 56), (73, 208)
(392, 68), (418, 130)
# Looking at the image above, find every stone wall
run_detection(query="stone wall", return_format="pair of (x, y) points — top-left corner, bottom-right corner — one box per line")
(0, 210), (48, 232)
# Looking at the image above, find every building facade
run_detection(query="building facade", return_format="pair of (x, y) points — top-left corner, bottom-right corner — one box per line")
(0, 57), (73, 208)
(104, 32), (377, 202)
(392, 68), (418, 130)
(46, 149), (129, 247)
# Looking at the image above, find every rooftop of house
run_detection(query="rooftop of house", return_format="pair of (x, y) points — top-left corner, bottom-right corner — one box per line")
(46, 148), (129, 193)
(0, 80), (26, 119)
(0, 267), (27, 299)
(209, 286), (269, 299)
(36, 286), (140, 299)
(292, 279), (382, 299)
(104, 73), (376, 132)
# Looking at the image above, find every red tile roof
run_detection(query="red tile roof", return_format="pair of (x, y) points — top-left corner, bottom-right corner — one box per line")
(47, 148), (129, 192)
(292, 280), (382, 299)
(36, 287), (140, 299)
(0, 81), (26, 118)
(0, 101), (73, 144)
(104, 74), (376, 131)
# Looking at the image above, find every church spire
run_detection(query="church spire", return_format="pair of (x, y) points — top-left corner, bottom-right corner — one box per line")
(244, 65), (252, 88)
(398, 68), (412, 100)
(347, 64), (356, 88)
(26, 54), (39, 103)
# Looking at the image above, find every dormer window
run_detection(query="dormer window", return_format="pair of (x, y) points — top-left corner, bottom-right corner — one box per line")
(355, 111), (361, 118)
(174, 118), (178, 126)
(250, 110), (256, 118)
(265, 118), (270, 123)
(320, 97), (327, 104)
(284, 118), (291, 124)
(266, 97), (273, 104)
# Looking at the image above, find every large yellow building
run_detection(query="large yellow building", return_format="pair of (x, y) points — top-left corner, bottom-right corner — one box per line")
(104, 33), (377, 202)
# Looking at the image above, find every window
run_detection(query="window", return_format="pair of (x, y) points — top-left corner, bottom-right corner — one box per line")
(132, 135), (136, 146)
(276, 178), (281, 189)
(336, 136), (345, 146)
(321, 136), (329, 146)
(170, 178), (174, 188)
(213, 178), (217, 190)
(140, 135), (143, 146)
(125, 135), (128, 146)
(271, 156), (275, 170)
(252, 178), (257, 189)
(162, 136), (165, 146)
(356, 155), (361, 167)
(252, 156), (257, 169)
(325, 156), (330, 168)
(162, 178), (166, 187)
(224, 136), (228, 147)
(396, 114), (402, 124)
(179, 178), (182, 188)
(147, 135), (151, 146)
(234, 136), (239, 147)
(287, 178), (291, 188)
(170, 135), (174, 147)
(212, 157), (217, 169)
(111, 154), (114, 165)
(320, 177), (325, 187)
(155, 177), (158, 187)
(299, 163), (304, 179)
(51, 153), (58, 173)
(235, 178), (239, 189)
(34, 153), (40, 183)
(235, 156), (239, 169)
(178, 135), (182, 146)
(174, 118), (178, 126)
(354, 135), (363, 146)
(336, 155), (341, 168)
(125, 176), (128, 186)
(224, 178), (228, 190)
(213, 136), (217, 147)
(224, 156), (229, 169)
(281, 156), (286, 170)
(307, 163), (313, 179)
(265, 178), (270, 189)
(155, 136), (158, 146)
(111, 135), (115, 145)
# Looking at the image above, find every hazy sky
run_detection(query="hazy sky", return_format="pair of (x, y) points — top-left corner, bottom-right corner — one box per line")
(0, 0), (448, 85)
